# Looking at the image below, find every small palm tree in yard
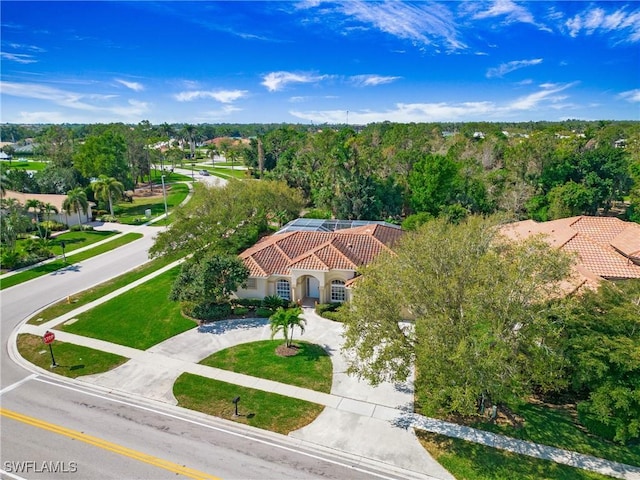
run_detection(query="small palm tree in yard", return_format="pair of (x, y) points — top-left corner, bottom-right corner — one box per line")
(63, 187), (89, 226)
(92, 175), (124, 217)
(270, 307), (305, 349)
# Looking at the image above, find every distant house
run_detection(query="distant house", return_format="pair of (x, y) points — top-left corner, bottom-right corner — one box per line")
(501, 216), (640, 293)
(2, 190), (93, 227)
(235, 219), (403, 304)
(0, 152), (11, 160)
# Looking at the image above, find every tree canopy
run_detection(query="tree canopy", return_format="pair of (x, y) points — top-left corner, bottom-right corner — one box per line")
(149, 179), (304, 258)
(169, 253), (249, 305)
(342, 215), (574, 417)
(561, 280), (640, 443)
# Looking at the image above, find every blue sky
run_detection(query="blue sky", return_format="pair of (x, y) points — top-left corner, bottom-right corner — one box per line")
(1, 1), (639, 125)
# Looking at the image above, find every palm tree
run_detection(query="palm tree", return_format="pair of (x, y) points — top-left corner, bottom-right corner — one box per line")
(91, 175), (124, 216)
(63, 187), (89, 227)
(181, 124), (196, 163)
(25, 198), (43, 237)
(42, 202), (59, 222)
(269, 307), (305, 348)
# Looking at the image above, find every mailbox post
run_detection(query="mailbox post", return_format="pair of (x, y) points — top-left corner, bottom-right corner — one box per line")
(232, 396), (240, 417)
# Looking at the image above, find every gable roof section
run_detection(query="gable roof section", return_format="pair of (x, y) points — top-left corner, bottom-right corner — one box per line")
(240, 223), (401, 277)
(501, 216), (640, 282)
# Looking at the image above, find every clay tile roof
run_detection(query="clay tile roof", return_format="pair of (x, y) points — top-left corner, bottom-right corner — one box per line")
(240, 223), (401, 276)
(563, 234), (640, 279)
(501, 216), (640, 284)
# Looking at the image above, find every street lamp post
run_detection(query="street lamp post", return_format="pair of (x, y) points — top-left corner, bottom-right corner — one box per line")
(161, 175), (168, 221)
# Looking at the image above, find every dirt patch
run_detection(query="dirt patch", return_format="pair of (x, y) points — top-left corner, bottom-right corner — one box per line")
(275, 344), (300, 357)
(129, 184), (171, 200)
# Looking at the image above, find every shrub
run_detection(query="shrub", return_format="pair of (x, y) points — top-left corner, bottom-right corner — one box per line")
(41, 220), (66, 232)
(70, 224), (94, 232)
(99, 215), (118, 223)
(315, 302), (342, 315)
(187, 302), (232, 321)
(232, 298), (262, 309)
(256, 307), (274, 318)
(320, 311), (344, 322)
(233, 307), (249, 316)
(262, 295), (288, 310)
(0, 250), (21, 270)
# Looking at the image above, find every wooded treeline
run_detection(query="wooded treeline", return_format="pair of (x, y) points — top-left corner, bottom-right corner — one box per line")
(2, 120), (639, 224)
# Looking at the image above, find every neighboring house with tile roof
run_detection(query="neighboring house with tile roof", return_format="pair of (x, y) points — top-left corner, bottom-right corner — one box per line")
(236, 221), (403, 304)
(2, 190), (93, 227)
(501, 216), (640, 293)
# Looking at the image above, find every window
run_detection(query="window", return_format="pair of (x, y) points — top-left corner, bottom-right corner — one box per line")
(330, 280), (346, 302)
(245, 278), (257, 290)
(276, 279), (291, 300)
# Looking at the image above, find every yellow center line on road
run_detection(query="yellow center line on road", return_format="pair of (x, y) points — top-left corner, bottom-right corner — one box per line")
(0, 408), (221, 480)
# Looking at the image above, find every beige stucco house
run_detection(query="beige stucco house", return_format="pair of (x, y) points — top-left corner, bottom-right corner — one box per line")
(3, 190), (93, 227)
(235, 219), (403, 305)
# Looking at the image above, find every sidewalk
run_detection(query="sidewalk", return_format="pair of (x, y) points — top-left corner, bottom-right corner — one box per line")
(18, 305), (640, 480)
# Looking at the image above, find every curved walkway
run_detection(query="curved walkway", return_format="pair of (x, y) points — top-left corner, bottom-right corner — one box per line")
(16, 303), (640, 480)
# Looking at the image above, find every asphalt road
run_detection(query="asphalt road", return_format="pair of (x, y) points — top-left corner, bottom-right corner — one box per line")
(0, 228), (409, 480)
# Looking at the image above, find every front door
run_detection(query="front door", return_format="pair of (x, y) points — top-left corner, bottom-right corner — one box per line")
(306, 277), (320, 298)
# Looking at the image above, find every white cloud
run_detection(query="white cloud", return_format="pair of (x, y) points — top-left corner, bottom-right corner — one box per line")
(349, 74), (401, 87)
(196, 105), (242, 122)
(619, 89), (640, 102)
(507, 82), (577, 110)
(486, 58), (543, 78)
(470, 0), (536, 25)
(290, 83), (579, 123)
(0, 81), (149, 120)
(1, 52), (37, 64)
(174, 89), (248, 103)
(115, 78), (144, 91)
(337, 0), (466, 50)
(565, 5), (640, 42)
(261, 71), (329, 92)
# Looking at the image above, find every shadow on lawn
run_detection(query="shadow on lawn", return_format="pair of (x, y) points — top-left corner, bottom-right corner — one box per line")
(198, 317), (269, 335)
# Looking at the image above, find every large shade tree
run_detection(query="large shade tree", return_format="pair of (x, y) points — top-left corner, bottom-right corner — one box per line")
(342, 216), (574, 417)
(561, 280), (640, 444)
(150, 179), (304, 258)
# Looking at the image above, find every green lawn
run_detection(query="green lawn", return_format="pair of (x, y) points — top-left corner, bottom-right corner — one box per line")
(14, 230), (118, 257)
(210, 167), (247, 180)
(116, 182), (189, 225)
(200, 340), (333, 393)
(58, 266), (195, 350)
(1, 160), (48, 171)
(26, 254), (179, 325)
(416, 431), (615, 480)
(1, 233), (142, 289)
(174, 373), (324, 435)
(17, 333), (127, 378)
(472, 402), (640, 467)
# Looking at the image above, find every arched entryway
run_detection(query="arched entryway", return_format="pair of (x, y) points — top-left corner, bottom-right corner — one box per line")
(299, 275), (320, 305)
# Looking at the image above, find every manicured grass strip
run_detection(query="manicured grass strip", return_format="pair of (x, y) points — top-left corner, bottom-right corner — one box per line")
(210, 168), (246, 179)
(15, 230), (118, 257)
(58, 267), (194, 350)
(117, 183), (189, 225)
(416, 431), (614, 480)
(17, 333), (127, 378)
(200, 340), (332, 393)
(174, 373), (324, 435)
(473, 403), (640, 467)
(26, 254), (179, 325)
(1, 233), (142, 290)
